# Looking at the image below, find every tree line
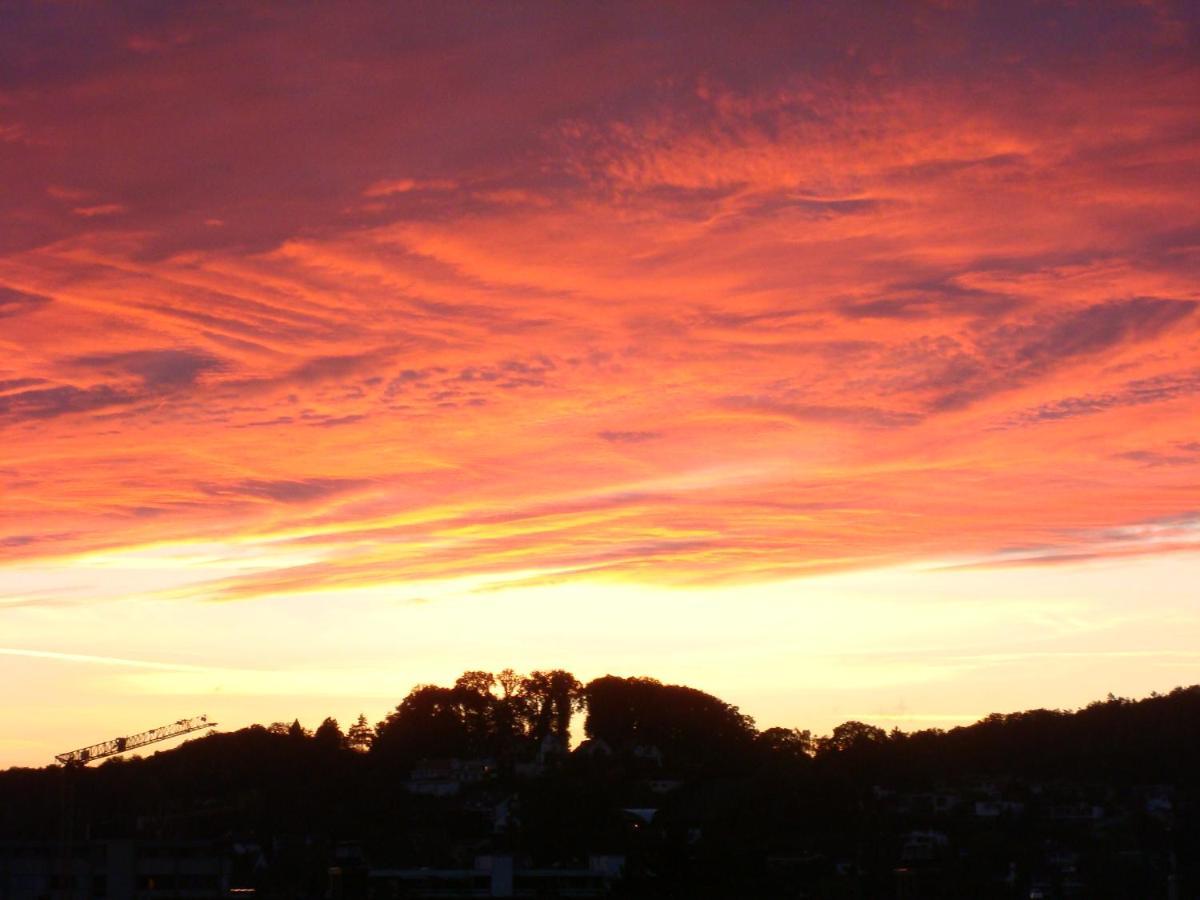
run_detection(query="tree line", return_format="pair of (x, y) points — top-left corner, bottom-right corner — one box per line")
(0, 673), (1196, 850)
(264, 669), (758, 773)
(248, 671), (1200, 785)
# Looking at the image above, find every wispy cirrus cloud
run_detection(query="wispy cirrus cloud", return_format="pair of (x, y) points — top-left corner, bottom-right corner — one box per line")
(0, 647), (219, 672)
(0, 383), (133, 424)
(70, 348), (224, 388)
(1116, 441), (1200, 468)
(0, 0), (1196, 600)
(598, 430), (662, 444)
(197, 478), (371, 504)
(1006, 369), (1200, 426)
(0, 286), (52, 317)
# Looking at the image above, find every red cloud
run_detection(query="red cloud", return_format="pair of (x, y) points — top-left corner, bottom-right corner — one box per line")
(0, 1), (1197, 595)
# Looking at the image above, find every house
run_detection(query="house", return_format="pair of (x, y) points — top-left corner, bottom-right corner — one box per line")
(900, 830), (949, 862)
(974, 799), (1024, 817)
(574, 737), (613, 758)
(536, 733), (568, 763)
(631, 744), (664, 766)
(622, 808), (657, 825)
(1138, 784), (1174, 819)
(1049, 802), (1103, 822)
(646, 778), (683, 794)
(0, 838), (232, 900)
(367, 853), (624, 898)
(406, 757), (496, 796)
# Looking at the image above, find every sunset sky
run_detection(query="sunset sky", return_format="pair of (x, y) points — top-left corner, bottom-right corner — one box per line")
(2, 2), (1198, 767)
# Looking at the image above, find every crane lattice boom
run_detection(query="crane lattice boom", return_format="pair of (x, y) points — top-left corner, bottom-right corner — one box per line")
(55, 715), (214, 766)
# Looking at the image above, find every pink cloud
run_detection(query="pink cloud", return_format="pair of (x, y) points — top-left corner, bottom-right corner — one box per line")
(0, 0), (1196, 599)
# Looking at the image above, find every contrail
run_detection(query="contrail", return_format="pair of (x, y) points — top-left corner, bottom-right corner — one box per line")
(0, 647), (219, 672)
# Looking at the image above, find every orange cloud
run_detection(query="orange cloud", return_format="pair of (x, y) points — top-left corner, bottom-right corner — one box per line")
(0, 0), (1196, 603)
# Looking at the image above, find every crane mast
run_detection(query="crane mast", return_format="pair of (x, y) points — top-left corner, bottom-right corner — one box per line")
(55, 715), (215, 766)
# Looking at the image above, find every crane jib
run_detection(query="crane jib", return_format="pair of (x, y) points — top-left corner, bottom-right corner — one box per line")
(54, 715), (215, 766)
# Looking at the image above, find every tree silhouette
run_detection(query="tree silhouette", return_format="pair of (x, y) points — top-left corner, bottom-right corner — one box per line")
(345, 713), (373, 752)
(313, 716), (343, 750)
(374, 685), (470, 763)
(493, 668), (534, 752)
(520, 670), (585, 744)
(453, 670), (500, 743)
(816, 720), (887, 755)
(758, 726), (814, 759)
(584, 675), (756, 771)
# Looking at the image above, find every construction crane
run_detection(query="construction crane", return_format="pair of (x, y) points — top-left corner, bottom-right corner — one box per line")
(55, 714), (215, 766)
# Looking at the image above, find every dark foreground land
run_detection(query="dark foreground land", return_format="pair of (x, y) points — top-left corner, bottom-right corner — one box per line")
(2, 674), (1198, 899)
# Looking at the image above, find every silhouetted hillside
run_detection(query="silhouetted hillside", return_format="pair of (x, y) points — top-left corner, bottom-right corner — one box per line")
(2, 676), (1197, 898)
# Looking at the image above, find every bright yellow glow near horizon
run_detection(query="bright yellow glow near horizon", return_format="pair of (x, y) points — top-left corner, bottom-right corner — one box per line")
(3, 550), (1197, 767)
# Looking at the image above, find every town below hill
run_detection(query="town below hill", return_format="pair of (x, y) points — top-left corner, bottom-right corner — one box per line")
(2, 673), (1198, 898)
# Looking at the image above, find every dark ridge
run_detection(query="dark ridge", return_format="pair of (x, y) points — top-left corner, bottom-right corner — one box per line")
(2, 674), (1197, 898)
